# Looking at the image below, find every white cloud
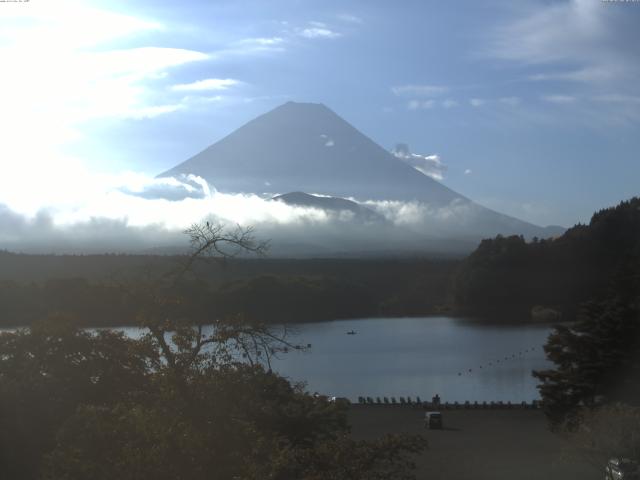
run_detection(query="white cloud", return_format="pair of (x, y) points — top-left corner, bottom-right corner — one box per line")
(528, 67), (617, 84)
(171, 78), (240, 92)
(362, 198), (475, 227)
(442, 99), (459, 109)
(392, 84), (449, 97)
(485, 2), (639, 126)
(487, 1), (605, 65)
(407, 100), (435, 110)
(0, 172), (326, 233)
(422, 2), (640, 129)
(0, 2), (163, 49)
(119, 174), (211, 201)
(464, 169), (472, 175)
(0, 169), (475, 255)
(486, 0), (640, 88)
(0, 195), (479, 255)
(541, 94), (576, 104)
(187, 95), (225, 104)
(125, 104), (185, 119)
(238, 36), (285, 46)
(0, 4), (209, 180)
(319, 134), (335, 147)
(391, 144), (447, 181)
(0, 166), (548, 255)
(230, 36), (287, 55)
(299, 26), (341, 39)
(0, 44), (209, 126)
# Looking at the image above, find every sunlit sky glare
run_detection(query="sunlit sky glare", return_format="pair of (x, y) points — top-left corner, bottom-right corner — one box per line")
(1, 0), (639, 227)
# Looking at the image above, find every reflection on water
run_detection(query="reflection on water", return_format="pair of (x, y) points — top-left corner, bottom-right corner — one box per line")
(11, 316), (552, 403)
(270, 317), (553, 403)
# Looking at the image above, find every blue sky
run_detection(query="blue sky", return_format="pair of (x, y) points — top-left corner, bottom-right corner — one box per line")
(1, 0), (639, 228)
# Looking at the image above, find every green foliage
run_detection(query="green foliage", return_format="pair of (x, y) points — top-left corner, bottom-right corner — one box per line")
(533, 292), (640, 427)
(454, 197), (640, 319)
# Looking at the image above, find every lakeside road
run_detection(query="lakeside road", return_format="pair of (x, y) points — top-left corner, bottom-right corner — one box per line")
(348, 405), (600, 480)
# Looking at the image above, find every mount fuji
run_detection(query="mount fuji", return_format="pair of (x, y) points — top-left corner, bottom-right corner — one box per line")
(159, 102), (563, 254)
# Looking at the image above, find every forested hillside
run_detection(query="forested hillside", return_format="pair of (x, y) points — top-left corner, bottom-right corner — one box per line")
(454, 197), (640, 426)
(454, 197), (640, 319)
(0, 257), (456, 327)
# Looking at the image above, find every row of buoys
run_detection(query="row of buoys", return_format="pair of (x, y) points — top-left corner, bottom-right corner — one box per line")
(356, 397), (541, 409)
(457, 346), (538, 376)
(358, 396), (421, 405)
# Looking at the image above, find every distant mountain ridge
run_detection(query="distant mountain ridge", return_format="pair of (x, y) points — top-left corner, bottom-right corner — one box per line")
(272, 192), (385, 223)
(159, 101), (564, 248)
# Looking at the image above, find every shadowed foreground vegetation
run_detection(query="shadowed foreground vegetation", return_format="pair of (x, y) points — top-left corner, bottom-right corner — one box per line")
(0, 317), (426, 480)
(0, 223), (427, 480)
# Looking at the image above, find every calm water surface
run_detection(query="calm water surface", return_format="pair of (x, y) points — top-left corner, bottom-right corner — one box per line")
(268, 317), (553, 403)
(5, 316), (552, 403)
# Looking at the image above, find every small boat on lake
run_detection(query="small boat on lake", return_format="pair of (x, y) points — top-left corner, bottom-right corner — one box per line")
(346, 330), (357, 335)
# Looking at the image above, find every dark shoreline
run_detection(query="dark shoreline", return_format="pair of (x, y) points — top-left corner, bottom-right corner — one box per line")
(0, 312), (564, 331)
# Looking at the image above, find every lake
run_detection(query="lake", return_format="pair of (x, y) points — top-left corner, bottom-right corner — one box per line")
(267, 317), (553, 403)
(4, 316), (554, 403)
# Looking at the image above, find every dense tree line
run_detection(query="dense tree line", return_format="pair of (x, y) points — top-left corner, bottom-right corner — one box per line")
(0, 261), (456, 328)
(454, 197), (640, 319)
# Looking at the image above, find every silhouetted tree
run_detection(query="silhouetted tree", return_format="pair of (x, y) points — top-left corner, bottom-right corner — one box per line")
(534, 266), (640, 427)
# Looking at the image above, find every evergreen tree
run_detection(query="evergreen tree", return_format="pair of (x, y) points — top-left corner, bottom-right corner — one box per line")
(533, 266), (640, 427)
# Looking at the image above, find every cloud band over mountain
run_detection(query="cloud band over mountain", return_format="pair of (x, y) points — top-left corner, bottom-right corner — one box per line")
(0, 173), (519, 255)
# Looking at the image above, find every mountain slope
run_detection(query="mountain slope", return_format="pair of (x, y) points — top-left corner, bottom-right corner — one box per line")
(272, 192), (385, 223)
(159, 101), (561, 240)
(159, 101), (462, 204)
